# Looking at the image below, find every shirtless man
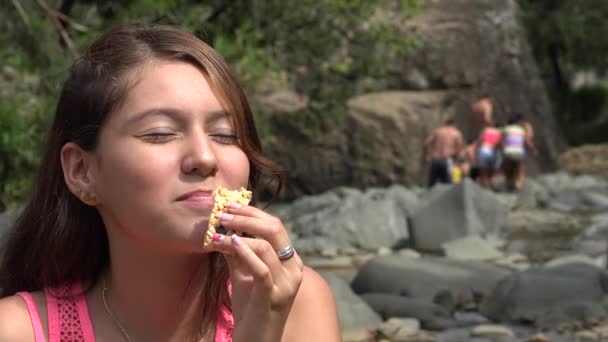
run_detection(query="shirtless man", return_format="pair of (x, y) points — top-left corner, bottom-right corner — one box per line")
(471, 95), (494, 134)
(424, 119), (465, 187)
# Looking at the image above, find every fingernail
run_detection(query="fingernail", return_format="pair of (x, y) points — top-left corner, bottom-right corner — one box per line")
(220, 213), (234, 222)
(212, 233), (225, 242)
(228, 201), (241, 210)
(232, 234), (243, 246)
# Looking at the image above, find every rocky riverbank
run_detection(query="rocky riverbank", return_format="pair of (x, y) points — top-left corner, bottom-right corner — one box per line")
(267, 172), (608, 341)
(2, 172), (608, 341)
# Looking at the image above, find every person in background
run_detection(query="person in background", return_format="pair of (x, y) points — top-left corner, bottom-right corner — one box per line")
(475, 121), (502, 191)
(424, 119), (465, 187)
(0, 24), (341, 342)
(502, 113), (538, 191)
(458, 140), (479, 181)
(471, 95), (494, 136)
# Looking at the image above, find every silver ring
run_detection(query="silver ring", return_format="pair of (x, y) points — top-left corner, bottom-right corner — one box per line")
(276, 244), (295, 261)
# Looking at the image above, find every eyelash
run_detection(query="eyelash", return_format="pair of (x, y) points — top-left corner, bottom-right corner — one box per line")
(210, 134), (239, 144)
(142, 132), (176, 143)
(141, 133), (238, 145)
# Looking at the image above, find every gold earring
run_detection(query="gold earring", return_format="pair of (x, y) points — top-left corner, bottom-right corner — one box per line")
(79, 190), (97, 205)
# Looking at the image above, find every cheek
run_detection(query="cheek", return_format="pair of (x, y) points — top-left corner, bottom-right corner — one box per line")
(97, 149), (176, 199)
(218, 149), (250, 188)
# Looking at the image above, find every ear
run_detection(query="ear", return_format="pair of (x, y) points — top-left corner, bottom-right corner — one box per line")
(60, 142), (98, 205)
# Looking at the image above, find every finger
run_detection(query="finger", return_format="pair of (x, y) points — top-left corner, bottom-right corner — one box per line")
(225, 201), (273, 220)
(219, 212), (290, 251)
(208, 234), (303, 304)
(229, 235), (275, 291)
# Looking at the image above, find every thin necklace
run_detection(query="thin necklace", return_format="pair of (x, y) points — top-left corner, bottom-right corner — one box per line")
(102, 278), (134, 342)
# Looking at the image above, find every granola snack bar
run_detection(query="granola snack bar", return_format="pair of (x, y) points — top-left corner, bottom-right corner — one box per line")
(204, 186), (252, 246)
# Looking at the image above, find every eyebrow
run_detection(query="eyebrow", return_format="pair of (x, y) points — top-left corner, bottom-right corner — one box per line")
(124, 107), (230, 126)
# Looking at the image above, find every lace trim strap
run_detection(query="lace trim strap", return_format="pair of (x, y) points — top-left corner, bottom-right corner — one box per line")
(45, 283), (95, 341)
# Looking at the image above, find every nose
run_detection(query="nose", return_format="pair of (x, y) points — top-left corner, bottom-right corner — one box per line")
(181, 131), (217, 177)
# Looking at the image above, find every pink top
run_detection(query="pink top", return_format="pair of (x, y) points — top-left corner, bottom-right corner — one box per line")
(479, 127), (501, 148)
(16, 283), (233, 341)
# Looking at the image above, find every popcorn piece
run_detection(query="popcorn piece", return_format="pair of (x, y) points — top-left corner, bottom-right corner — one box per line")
(204, 186), (252, 246)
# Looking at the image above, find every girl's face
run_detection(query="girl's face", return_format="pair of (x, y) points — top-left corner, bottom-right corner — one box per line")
(90, 60), (250, 253)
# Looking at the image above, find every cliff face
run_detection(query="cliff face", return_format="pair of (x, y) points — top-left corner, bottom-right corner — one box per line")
(259, 0), (565, 199)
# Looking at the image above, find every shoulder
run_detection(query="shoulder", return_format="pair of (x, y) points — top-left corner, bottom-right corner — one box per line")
(298, 266), (334, 301)
(452, 128), (464, 138)
(283, 266), (341, 341)
(0, 294), (36, 341)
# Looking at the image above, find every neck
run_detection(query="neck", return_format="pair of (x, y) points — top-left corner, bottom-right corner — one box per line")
(101, 231), (213, 341)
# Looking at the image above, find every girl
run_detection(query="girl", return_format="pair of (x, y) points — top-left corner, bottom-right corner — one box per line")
(0, 24), (340, 341)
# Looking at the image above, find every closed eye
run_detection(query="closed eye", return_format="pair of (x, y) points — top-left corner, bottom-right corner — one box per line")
(209, 134), (238, 144)
(140, 132), (178, 143)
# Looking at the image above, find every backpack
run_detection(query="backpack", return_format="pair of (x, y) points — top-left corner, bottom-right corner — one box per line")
(502, 124), (526, 160)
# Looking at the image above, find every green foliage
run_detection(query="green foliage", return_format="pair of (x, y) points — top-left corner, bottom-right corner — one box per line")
(559, 85), (608, 146)
(566, 86), (608, 123)
(518, 0), (608, 73)
(0, 97), (51, 205)
(518, 0), (608, 145)
(0, 0), (423, 205)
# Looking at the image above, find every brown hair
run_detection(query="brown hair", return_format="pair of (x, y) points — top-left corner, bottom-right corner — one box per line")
(0, 24), (284, 339)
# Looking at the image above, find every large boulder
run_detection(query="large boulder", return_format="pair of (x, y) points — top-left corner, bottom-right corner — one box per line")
(360, 293), (455, 330)
(289, 188), (410, 256)
(409, 179), (509, 251)
(343, 91), (455, 186)
(351, 254), (510, 305)
(503, 209), (586, 262)
(318, 271), (383, 332)
(260, 0), (564, 199)
(480, 263), (608, 327)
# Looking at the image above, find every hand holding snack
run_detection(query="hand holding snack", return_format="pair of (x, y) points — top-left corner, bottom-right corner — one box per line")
(207, 186), (304, 341)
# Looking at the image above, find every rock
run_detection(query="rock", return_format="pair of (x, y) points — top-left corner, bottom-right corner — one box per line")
(361, 293), (454, 330)
(515, 178), (550, 209)
(302, 256), (353, 269)
(545, 254), (602, 269)
(291, 191), (409, 255)
(1, 66), (18, 81)
(574, 212), (608, 257)
(402, 68), (430, 90)
(575, 330), (599, 342)
(559, 144), (608, 179)
(396, 249), (422, 259)
(352, 254), (377, 268)
(256, 90), (307, 113)
(275, 188), (346, 222)
(442, 235), (504, 261)
(505, 209), (583, 237)
(378, 318), (420, 340)
(365, 184), (421, 216)
(527, 333), (550, 342)
(453, 311), (491, 326)
(377, 247), (392, 256)
(549, 190), (608, 213)
(261, 0), (564, 199)
(342, 329), (376, 342)
(410, 179), (509, 251)
(471, 324), (515, 337)
(479, 263), (608, 326)
(318, 272), (383, 331)
(351, 254), (510, 305)
(537, 172), (608, 194)
(491, 253), (530, 272)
